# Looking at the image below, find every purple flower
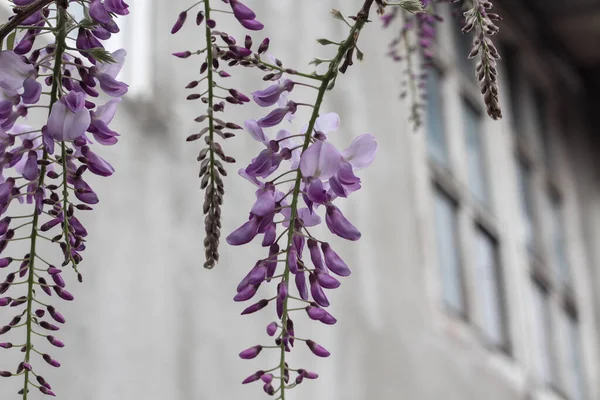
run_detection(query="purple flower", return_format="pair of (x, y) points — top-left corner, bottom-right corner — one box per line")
(300, 140), (342, 180)
(239, 345), (262, 359)
(171, 11), (187, 34)
(306, 340), (330, 357)
(91, 49), (128, 97)
(325, 205), (361, 241)
(321, 243), (351, 276)
(257, 101), (297, 128)
(46, 91), (91, 142)
(229, 0), (264, 30)
(227, 216), (259, 245)
(82, 146), (114, 177)
(252, 80), (294, 107)
(88, 98), (121, 145)
(266, 322), (277, 336)
(0, 51), (34, 91)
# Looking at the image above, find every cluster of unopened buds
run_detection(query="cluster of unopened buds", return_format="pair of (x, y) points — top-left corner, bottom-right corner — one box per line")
(0, 0), (128, 396)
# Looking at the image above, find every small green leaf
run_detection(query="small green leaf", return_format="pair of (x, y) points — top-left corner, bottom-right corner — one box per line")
(7, 31), (16, 51)
(398, 0), (425, 14)
(316, 38), (339, 46)
(356, 47), (364, 62)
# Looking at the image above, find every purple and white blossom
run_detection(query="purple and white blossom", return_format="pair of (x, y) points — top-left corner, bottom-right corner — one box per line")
(0, 1), (129, 396)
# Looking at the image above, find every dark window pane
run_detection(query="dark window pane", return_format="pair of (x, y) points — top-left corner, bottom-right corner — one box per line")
(550, 196), (571, 287)
(531, 281), (554, 385)
(433, 189), (464, 313)
(463, 100), (489, 204)
(516, 160), (536, 252)
(473, 228), (507, 348)
(426, 68), (449, 165)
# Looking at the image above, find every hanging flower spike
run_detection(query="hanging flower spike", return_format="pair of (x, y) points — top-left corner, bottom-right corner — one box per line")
(172, 0), (263, 269)
(0, 0), (129, 397)
(229, 7), (379, 398)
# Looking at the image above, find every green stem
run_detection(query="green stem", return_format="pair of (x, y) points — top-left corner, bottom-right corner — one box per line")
(22, 3), (67, 399)
(276, 2), (375, 398)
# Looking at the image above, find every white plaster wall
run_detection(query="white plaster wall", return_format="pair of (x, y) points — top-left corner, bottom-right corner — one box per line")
(0, 1), (598, 400)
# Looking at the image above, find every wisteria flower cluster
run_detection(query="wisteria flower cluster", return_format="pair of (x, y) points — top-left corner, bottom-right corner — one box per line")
(222, 1), (387, 397)
(0, 0), (128, 396)
(383, 0), (502, 124)
(171, 0), (268, 269)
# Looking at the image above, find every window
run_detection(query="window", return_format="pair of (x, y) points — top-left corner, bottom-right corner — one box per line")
(463, 100), (488, 204)
(426, 68), (449, 166)
(565, 313), (586, 400)
(433, 188), (464, 314)
(531, 280), (554, 386)
(473, 227), (507, 349)
(516, 159), (536, 252)
(549, 195), (571, 288)
(502, 45), (522, 133)
(103, 0), (152, 97)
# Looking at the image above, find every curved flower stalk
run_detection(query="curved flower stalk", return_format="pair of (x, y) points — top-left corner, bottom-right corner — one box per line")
(171, 0), (265, 269)
(383, 1), (442, 129)
(454, 0), (502, 119)
(0, 0), (128, 397)
(225, 1), (404, 398)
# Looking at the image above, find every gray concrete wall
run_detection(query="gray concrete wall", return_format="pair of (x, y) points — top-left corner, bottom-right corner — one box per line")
(0, 1), (598, 399)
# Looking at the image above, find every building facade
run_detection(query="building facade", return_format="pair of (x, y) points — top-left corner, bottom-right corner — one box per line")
(1, 1), (599, 399)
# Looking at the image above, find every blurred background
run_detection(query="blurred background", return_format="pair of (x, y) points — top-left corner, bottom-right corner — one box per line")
(2, 0), (600, 399)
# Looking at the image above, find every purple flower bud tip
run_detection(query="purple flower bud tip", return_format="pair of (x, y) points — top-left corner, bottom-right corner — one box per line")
(261, 373), (273, 384)
(266, 322), (277, 336)
(171, 11), (187, 34)
(242, 370), (264, 384)
(0, 342), (12, 349)
(239, 345), (262, 359)
(241, 299), (268, 315)
(53, 287), (74, 301)
(40, 386), (56, 396)
(306, 340), (330, 358)
(0, 371), (12, 377)
(173, 51), (192, 59)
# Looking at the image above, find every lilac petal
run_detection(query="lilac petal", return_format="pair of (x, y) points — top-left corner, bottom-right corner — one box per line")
(252, 80), (293, 107)
(104, 0), (129, 15)
(238, 18), (264, 31)
(47, 91), (91, 141)
(53, 287), (74, 301)
(266, 322), (277, 336)
(257, 103), (294, 128)
(251, 190), (275, 217)
(306, 179), (328, 204)
(21, 77), (41, 104)
(230, 0), (256, 20)
(265, 244), (279, 279)
(0, 50), (33, 91)
(309, 274), (329, 307)
(74, 177), (99, 204)
(262, 223), (276, 247)
(239, 345), (262, 359)
(226, 217), (259, 245)
(241, 299), (268, 315)
(321, 243), (351, 276)
(300, 141), (342, 180)
(315, 270), (340, 289)
(171, 11), (187, 34)
(314, 112), (340, 134)
(234, 284), (259, 302)
(277, 281), (287, 300)
(307, 239), (326, 271)
(306, 306), (326, 320)
(288, 248), (298, 274)
(22, 151), (38, 181)
(342, 134), (378, 170)
(242, 371), (264, 384)
(244, 119), (267, 144)
(298, 208), (321, 227)
(325, 205), (361, 241)
(97, 73), (128, 97)
(319, 309), (337, 325)
(247, 264), (267, 285)
(295, 271), (308, 300)
(306, 340), (330, 357)
(82, 147), (114, 177)
(89, 0), (112, 24)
